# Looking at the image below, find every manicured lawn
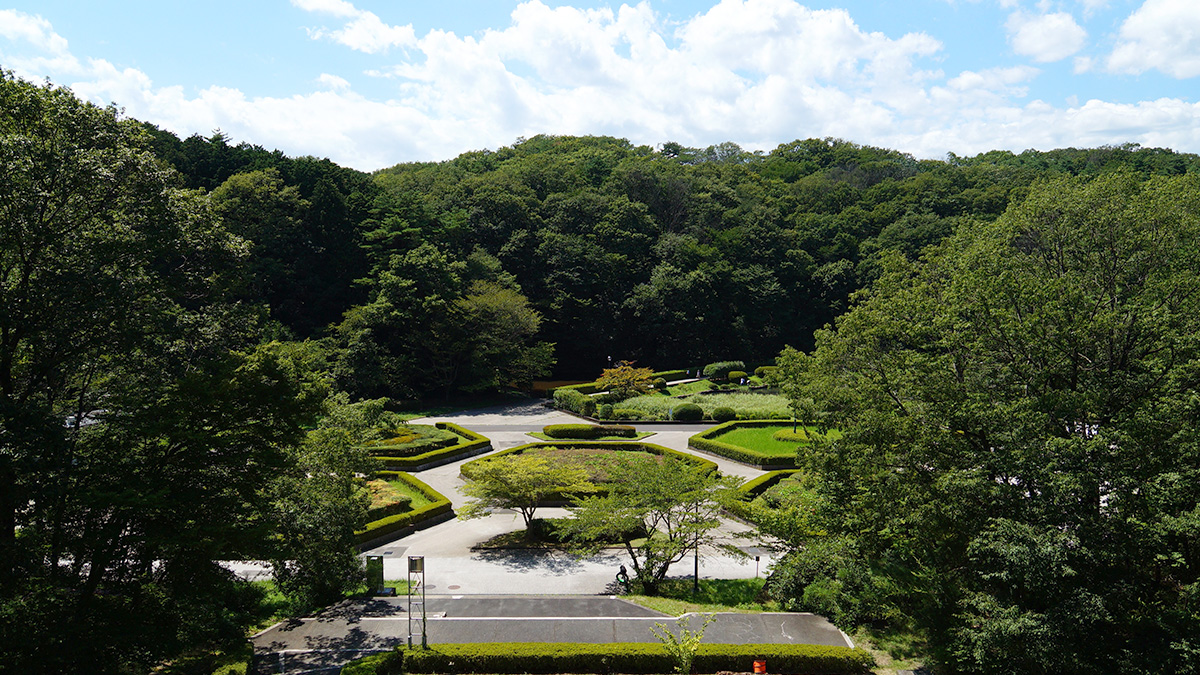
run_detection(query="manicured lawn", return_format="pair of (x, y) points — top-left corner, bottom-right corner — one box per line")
(517, 446), (662, 482)
(712, 424), (842, 457)
(624, 578), (780, 614)
(664, 380), (716, 396)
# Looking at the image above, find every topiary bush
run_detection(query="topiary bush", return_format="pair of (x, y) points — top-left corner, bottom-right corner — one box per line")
(727, 370), (747, 382)
(613, 408), (641, 420)
(652, 377), (667, 390)
(712, 406), (737, 422)
(755, 365), (778, 379)
(672, 402), (704, 421)
(702, 360), (745, 380)
(773, 428), (810, 442)
(597, 403), (614, 420)
(543, 423), (637, 439)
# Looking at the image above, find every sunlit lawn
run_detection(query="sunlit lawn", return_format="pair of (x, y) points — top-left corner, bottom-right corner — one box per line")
(713, 424), (841, 457)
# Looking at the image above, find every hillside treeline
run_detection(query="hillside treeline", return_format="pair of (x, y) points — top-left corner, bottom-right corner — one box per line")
(147, 127), (1200, 391)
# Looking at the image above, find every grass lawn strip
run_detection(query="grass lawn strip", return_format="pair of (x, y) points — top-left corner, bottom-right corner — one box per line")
(711, 424), (815, 457)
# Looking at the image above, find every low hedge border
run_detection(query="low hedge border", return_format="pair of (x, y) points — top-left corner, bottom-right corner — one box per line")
(370, 422), (491, 471)
(342, 642), (873, 674)
(461, 442), (719, 481)
(355, 472), (453, 547)
(726, 470), (802, 520)
(543, 423), (638, 439)
(689, 420), (805, 469)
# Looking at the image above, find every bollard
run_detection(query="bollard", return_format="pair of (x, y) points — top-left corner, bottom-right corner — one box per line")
(753, 659), (767, 674)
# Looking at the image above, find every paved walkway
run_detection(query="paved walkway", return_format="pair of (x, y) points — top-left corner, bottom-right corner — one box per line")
(253, 597), (852, 674)
(367, 399), (772, 590)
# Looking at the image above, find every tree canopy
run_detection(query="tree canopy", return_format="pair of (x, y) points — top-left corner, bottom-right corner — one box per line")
(776, 172), (1200, 674)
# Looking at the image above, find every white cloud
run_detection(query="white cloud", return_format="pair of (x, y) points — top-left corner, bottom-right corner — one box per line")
(5, 1), (1200, 171)
(1007, 11), (1087, 62)
(294, 0), (416, 53)
(317, 73), (350, 89)
(1108, 0), (1200, 78)
(0, 9), (81, 75)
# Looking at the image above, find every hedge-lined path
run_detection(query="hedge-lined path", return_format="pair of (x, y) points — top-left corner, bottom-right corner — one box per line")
(366, 398), (775, 592)
(252, 597), (853, 674)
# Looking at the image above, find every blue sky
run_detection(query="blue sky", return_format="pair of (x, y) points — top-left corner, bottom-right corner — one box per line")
(2, 0), (1198, 170)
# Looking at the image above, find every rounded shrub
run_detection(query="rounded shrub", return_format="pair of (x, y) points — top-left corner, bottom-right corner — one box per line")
(728, 370), (747, 381)
(613, 408), (641, 420)
(672, 403), (703, 421)
(597, 403), (614, 419)
(702, 360), (745, 380)
(755, 365), (778, 379)
(712, 406), (737, 422)
(773, 428), (810, 442)
(653, 377), (667, 390)
(580, 398), (597, 417)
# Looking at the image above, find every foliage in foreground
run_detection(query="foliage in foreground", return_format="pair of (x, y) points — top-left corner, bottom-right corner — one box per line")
(341, 642), (874, 674)
(774, 172), (1200, 674)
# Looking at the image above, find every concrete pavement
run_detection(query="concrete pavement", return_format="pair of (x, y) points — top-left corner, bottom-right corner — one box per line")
(252, 596), (852, 674)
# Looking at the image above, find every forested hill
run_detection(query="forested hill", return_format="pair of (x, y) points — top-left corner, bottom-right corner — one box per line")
(146, 126), (1200, 387)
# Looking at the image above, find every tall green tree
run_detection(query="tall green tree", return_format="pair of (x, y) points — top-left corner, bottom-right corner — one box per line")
(564, 458), (740, 595)
(781, 173), (1200, 674)
(0, 72), (327, 673)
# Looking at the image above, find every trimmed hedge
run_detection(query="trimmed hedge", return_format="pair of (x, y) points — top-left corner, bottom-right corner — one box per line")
(689, 420), (803, 468)
(650, 369), (689, 381)
(702, 360), (745, 380)
(755, 365), (778, 379)
(370, 422), (490, 471)
(726, 470), (803, 520)
(672, 402), (703, 421)
(461, 442), (718, 480)
(343, 642), (874, 674)
(543, 423), (638, 439)
(363, 424), (460, 457)
(553, 389), (596, 417)
(549, 382), (604, 396)
(355, 471), (452, 545)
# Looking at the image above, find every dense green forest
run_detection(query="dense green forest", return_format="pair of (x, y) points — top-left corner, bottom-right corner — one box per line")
(3, 70), (1199, 673)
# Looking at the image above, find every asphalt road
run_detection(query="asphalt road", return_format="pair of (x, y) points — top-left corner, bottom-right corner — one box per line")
(253, 596), (852, 675)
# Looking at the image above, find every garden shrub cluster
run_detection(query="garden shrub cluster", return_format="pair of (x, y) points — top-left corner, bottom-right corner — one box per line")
(363, 424), (460, 457)
(553, 388), (596, 417)
(370, 422), (490, 470)
(690, 421), (805, 468)
(343, 642), (873, 674)
(754, 365), (778, 379)
(702, 360), (745, 380)
(543, 423), (637, 439)
(355, 472), (452, 545)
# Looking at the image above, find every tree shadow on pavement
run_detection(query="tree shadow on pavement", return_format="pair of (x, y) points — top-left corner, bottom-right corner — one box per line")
(470, 548), (624, 576)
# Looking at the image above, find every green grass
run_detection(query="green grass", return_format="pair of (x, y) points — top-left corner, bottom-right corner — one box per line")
(517, 446), (661, 482)
(527, 431), (655, 441)
(663, 380), (716, 396)
(618, 392), (792, 421)
(711, 424), (827, 457)
(386, 478), (433, 509)
(624, 578), (780, 615)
